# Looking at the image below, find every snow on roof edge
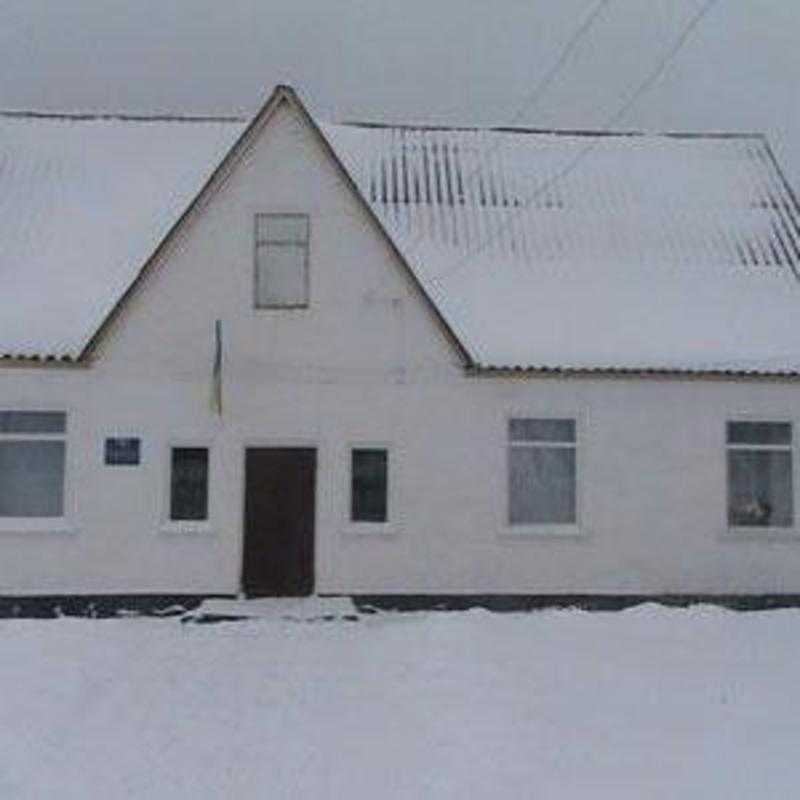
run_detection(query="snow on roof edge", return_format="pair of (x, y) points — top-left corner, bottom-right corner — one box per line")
(338, 118), (767, 143)
(0, 109), (248, 123)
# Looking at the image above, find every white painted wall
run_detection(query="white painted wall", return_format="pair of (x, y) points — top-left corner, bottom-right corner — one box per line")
(2, 97), (800, 595)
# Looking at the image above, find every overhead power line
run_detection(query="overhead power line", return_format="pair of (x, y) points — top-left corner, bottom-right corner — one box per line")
(502, 0), (614, 130)
(400, 0), (612, 260)
(421, 0), (722, 288)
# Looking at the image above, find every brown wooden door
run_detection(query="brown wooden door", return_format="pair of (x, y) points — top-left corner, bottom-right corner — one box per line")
(242, 448), (316, 597)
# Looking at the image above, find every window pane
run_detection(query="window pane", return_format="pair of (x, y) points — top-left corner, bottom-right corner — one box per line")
(727, 421), (791, 446)
(0, 441), (65, 517)
(351, 449), (388, 522)
(255, 243), (308, 306)
(509, 445), (576, 524)
(728, 449), (793, 527)
(509, 418), (575, 443)
(170, 448), (209, 521)
(0, 411), (66, 434)
(256, 214), (308, 243)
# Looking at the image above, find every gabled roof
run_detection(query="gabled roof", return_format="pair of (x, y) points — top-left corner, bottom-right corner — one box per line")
(3, 85), (800, 375)
(0, 87), (470, 367)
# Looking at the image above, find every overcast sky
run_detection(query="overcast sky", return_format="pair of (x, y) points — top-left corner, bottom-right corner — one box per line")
(2, 0), (799, 183)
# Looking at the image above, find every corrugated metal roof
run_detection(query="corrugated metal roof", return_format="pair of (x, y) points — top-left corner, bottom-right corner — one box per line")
(323, 122), (800, 373)
(2, 100), (800, 375)
(325, 124), (800, 271)
(0, 113), (246, 359)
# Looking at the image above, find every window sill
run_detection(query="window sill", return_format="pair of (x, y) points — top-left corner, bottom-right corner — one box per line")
(499, 524), (584, 540)
(0, 518), (78, 534)
(159, 522), (215, 536)
(723, 526), (800, 542)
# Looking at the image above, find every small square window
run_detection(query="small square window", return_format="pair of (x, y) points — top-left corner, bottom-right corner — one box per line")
(508, 418), (577, 526)
(727, 421), (793, 528)
(104, 438), (141, 466)
(254, 213), (309, 308)
(351, 449), (388, 523)
(170, 447), (209, 521)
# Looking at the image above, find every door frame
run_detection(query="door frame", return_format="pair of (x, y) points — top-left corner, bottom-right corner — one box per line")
(239, 438), (320, 596)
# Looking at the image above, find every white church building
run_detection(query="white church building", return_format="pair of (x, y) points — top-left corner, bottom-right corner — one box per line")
(3, 85), (800, 599)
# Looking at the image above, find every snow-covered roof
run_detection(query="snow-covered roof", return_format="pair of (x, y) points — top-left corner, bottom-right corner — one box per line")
(3, 92), (800, 375)
(323, 123), (800, 373)
(0, 112), (246, 359)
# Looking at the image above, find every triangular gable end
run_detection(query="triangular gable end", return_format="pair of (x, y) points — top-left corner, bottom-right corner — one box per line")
(79, 85), (474, 367)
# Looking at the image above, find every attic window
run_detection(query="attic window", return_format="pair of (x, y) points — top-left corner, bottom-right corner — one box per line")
(254, 213), (309, 308)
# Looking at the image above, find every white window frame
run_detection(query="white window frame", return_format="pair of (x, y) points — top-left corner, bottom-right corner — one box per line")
(253, 212), (310, 309)
(724, 416), (799, 539)
(500, 411), (584, 538)
(0, 409), (75, 533)
(160, 440), (214, 535)
(342, 441), (399, 536)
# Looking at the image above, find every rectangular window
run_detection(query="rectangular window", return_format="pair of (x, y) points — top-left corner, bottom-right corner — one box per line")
(105, 437), (141, 466)
(170, 447), (209, 521)
(351, 448), (388, 523)
(727, 421), (793, 528)
(508, 418), (576, 526)
(0, 411), (66, 518)
(254, 213), (309, 308)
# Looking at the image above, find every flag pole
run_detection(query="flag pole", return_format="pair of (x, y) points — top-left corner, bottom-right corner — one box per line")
(211, 319), (223, 416)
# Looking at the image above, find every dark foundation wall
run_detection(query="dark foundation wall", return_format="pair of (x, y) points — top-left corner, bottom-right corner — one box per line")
(2, 593), (799, 619)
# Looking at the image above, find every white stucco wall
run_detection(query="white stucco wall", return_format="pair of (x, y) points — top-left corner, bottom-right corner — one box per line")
(2, 97), (800, 595)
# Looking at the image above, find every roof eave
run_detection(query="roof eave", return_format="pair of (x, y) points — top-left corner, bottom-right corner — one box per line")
(0, 354), (85, 368)
(468, 364), (800, 381)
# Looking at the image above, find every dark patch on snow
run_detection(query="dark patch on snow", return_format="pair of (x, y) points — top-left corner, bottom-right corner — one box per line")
(0, 595), (231, 619)
(276, 613), (362, 624)
(181, 613), (251, 625)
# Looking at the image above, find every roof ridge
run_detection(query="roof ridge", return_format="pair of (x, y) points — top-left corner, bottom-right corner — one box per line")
(0, 109), (247, 123)
(335, 119), (765, 141)
(1, 110), (765, 140)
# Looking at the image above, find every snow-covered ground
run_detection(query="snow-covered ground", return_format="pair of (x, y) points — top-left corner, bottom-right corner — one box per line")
(1, 600), (798, 799)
